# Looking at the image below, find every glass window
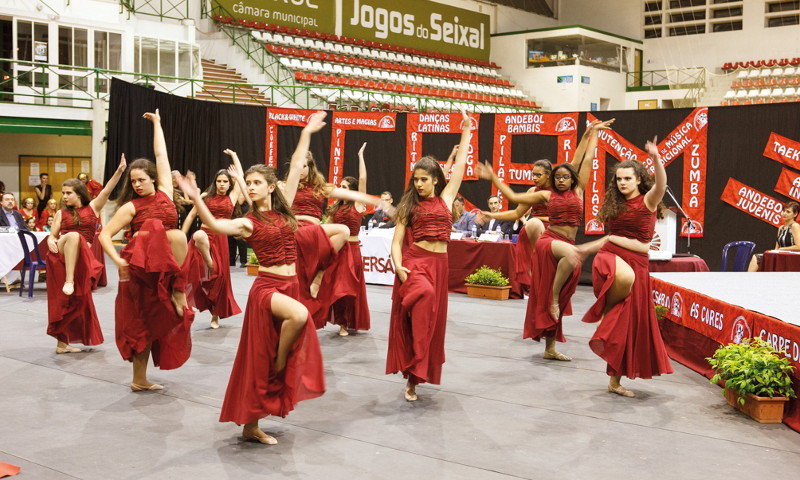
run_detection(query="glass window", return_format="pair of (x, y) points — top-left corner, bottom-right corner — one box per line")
(109, 33), (121, 70)
(767, 14), (799, 26)
(767, 1), (800, 13)
(712, 20), (743, 31)
(159, 40), (175, 78)
(59, 27), (71, 65)
(17, 21), (32, 61)
(526, 35), (623, 72)
(140, 37), (158, 76)
(74, 28), (87, 67)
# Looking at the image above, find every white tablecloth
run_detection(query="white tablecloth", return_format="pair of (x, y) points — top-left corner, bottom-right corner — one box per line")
(0, 231), (49, 278)
(359, 228), (395, 285)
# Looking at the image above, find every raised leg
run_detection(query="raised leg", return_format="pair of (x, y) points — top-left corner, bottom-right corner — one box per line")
(269, 292), (309, 373)
(548, 240), (580, 320)
(57, 232), (81, 295)
(192, 229), (214, 272)
(309, 224), (350, 297)
(166, 229), (189, 316)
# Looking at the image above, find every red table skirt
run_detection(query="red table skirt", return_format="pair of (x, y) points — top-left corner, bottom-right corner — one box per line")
(447, 240), (524, 299)
(648, 255), (709, 272)
(762, 251), (800, 272)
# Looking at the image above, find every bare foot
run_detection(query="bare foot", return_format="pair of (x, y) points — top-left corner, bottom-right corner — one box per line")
(62, 282), (74, 296)
(404, 384), (418, 402)
(543, 350), (572, 361)
(608, 383), (635, 398)
(338, 326), (349, 336)
(171, 290), (187, 317)
(243, 424), (277, 445)
(309, 282), (320, 299)
(130, 381), (164, 391)
(210, 316), (219, 329)
(55, 344), (81, 354)
(549, 300), (560, 321)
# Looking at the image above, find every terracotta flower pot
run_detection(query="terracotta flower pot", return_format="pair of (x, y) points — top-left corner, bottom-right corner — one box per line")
(465, 283), (511, 300)
(245, 264), (259, 276)
(724, 387), (789, 423)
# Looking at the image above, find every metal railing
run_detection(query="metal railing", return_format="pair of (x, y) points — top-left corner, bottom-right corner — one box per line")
(626, 68), (706, 91)
(0, 58), (530, 113)
(119, 0), (189, 21)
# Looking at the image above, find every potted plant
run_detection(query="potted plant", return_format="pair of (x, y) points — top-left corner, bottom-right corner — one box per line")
(245, 250), (259, 276)
(708, 337), (796, 423)
(464, 265), (511, 300)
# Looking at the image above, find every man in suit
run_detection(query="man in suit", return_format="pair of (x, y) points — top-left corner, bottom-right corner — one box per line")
(370, 191), (396, 228)
(477, 195), (514, 235)
(1, 193), (28, 230)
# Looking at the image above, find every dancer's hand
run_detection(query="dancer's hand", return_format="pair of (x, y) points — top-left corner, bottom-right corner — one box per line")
(460, 107), (473, 131)
(595, 118), (615, 130)
(142, 108), (161, 124)
(303, 111), (327, 133)
(644, 136), (659, 157)
(116, 259), (130, 281)
(227, 165), (244, 183)
(476, 161), (494, 180)
(396, 266), (410, 283)
(116, 154), (127, 174)
(358, 142), (367, 156)
(47, 236), (59, 254)
(174, 173), (200, 200)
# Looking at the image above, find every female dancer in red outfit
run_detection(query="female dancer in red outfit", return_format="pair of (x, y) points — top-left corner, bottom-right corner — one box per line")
(98, 109), (194, 392)
(579, 138), (674, 397)
(387, 108), (473, 402)
(290, 147), (379, 328)
(175, 112), (328, 445)
(182, 152), (243, 328)
(479, 119), (613, 361)
(45, 158), (127, 354)
(322, 142), (379, 336)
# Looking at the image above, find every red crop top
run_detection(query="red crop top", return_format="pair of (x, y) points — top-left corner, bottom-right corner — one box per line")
(411, 196), (451, 242)
(246, 210), (297, 267)
(60, 205), (98, 244)
(293, 184), (324, 219)
(607, 194), (656, 243)
(547, 189), (582, 227)
(205, 195), (234, 219)
(332, 204), (362, 236)
(530, 187), (550, 219)
(129, 190), (178, 236)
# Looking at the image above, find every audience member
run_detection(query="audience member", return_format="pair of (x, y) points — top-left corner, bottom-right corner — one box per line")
(19, 197), (38, 223)
(477, 195), (514, 235)
(451, 195), (477, 233)
(78, 172), (104, 198)
(371, 191), (396, 228)
(34, 173), (52, 216)
(748, 201), (800, 271)
(25, 217), (38, 231)
(0, 193), (27, 230)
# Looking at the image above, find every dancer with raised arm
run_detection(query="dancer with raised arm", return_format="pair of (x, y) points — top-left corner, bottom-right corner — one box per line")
(176, 112), (327, 445)
(580, 137), (673, 397)
(386, 108), (473, 402)
(98, 109), (195, 392)
(321, 142), (380, 336)
(182, 152), (243, 328)
(478, 119), (613, 361)
(46, 157), (126, 354)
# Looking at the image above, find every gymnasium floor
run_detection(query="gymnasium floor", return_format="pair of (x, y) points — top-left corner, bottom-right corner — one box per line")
(1, 265), (799, 479)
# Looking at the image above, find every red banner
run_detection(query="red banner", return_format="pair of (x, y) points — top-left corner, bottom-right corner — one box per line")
(491, 112), (578, 208)
(720, 177), (784, 227)
(754, 316), (800, 370)
(265, 108), (319, 167)
(328, 111), (397, 186)
(406, 112), (480, 183)
(774, 168), (800, 202)
(584, 108), (708, 236)
(763, 132), (800, 170)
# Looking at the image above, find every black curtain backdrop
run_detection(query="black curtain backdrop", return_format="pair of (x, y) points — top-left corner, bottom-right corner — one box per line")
(106, 79), (800, 272)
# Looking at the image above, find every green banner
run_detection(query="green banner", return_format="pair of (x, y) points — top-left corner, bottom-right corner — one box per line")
(342, 0), (490, 61)
(213, 0), (336, 34)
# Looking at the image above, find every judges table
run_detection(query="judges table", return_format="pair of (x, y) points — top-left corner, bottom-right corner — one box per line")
(359, 229), (523, 299)
(0, 231), (49, 278)
(762, 250), (800, 271)
(648, 255), (709, 273)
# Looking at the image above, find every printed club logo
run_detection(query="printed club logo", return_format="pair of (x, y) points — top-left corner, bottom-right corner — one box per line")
(556, 117), (577, 133)
(670, 292), (683, 318)
(379, 115), (395, 129)
(693, 108), (708, 131)
(730, 316), (751, 344)
(681, 220), (703, 236)
(586, 219), (603, 231)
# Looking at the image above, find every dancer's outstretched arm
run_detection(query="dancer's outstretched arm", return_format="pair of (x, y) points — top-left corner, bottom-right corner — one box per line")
(143, 109), (173, 199)
(285, 111), (327, 206)
(573, 119), (614, 194)
(644, 137), (667, 211)
(175, 174), (253, 238)
(90, 154), (127, 215)
(441, 108), (472, 208)
(477, 161), (549, 205)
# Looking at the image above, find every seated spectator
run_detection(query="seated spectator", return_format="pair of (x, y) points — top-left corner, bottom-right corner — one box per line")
(78, 172), (104, 198)
(25, 216), (38, 231)
(19, 197), (38, 223)
(452, 195), (477, 233)
(476, 195), (514, 235)
(44, 215), (55, 232)
(749, 201), (800, 271)
(38, 198), (59, 229)
(371, 191), (396, 228)
(0, 193), (27, 230)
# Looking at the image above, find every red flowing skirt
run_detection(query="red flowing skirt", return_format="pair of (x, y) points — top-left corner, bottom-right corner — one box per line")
(514, 227), (534, 293)
(582, 242), (674, 379)
(188, 229), (241, 319)
(523, 230), (580, 342)
(115, 220), (195, 370)
(219, 272), (325, 424)
(90, 233), (107, 287)
(46, 240), (104, 345)
(323, 240), (370, 331)
(386, 245), (448, 386)
(294, 223), (336, 328)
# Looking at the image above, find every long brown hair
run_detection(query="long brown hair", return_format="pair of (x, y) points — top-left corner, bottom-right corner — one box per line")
(62, 178), (92, 225)
(117, 158), (158, 204)
(326, 175), (357, 217)
(296, 152), (328, 197)
(246, 164), (297, 231)
(596, 160), (664, 222)
(395, 156), (446, 226)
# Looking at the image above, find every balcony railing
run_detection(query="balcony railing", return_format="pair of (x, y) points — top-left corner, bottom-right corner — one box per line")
(626, 68), (706, 91)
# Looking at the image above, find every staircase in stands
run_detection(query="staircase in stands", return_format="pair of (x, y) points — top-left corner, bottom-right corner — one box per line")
(197, 59), (271, 106)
